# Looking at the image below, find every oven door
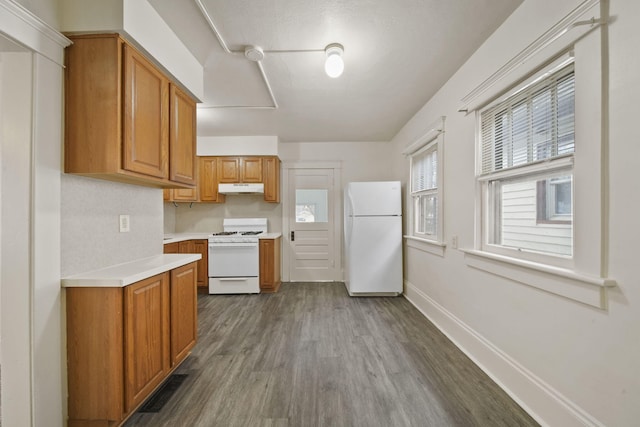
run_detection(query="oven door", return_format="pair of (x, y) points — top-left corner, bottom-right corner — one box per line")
(208, 242), (259, 278)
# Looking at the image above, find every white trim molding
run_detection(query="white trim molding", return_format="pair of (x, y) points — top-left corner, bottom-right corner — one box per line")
(402, 116), (446, 156)
(459, 0), (603, 113)
(404, 235), (446, 257)
(462, 249), (615, 309)
(0, 0), (71, 65)
(403, 281), (607, 427)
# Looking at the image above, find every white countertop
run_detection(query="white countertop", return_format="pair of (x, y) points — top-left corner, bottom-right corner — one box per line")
(61, 254), (202, 288)
(163, 233), (211, 244)
(258, 232), (282, 239)
(163, 232), (282, 243)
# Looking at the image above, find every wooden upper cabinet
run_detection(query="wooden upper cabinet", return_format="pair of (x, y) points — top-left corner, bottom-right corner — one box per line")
(169, 85), (197, 185)
(168, 187), (198, 202)
(217, 156), (262, 183)
(199, 157), (225, 203)
(167, 155), (279, 204)
(217, 157), (241, 183)
(241, 157), (263, 182)
(263, 156), (280, 203)
(64, 34), (196, 189)
(122, 44), (169, 179)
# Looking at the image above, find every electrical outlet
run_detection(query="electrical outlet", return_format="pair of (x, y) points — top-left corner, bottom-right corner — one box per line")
(119, 215), (130, 233)
(451, 235), (458, 249)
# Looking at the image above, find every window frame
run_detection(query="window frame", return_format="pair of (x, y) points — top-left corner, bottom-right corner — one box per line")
(477, 60), (576, 267)
(463, 27), (616, 309)
(462, 1), (614, 309)
(404, 117), (446, 253)
(411, 141), (439, 239)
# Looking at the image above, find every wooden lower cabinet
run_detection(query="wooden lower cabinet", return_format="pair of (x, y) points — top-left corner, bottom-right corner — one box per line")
(170, 263), (198, 365)
(192, 239), (209, 292)
(164, 240), (208, 293)
(124, 273), (170, 412)
(259, 236), (281, 293)
(66, 263), (198, 427)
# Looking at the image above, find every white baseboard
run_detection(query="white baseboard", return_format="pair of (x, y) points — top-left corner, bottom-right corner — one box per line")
(403, 280), (605, 427)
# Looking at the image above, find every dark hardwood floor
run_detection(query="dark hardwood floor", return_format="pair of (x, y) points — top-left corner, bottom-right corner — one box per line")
(124, 282), (539, 427)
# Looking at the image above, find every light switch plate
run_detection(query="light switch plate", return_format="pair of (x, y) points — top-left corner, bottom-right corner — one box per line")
(119, 215), (130, 232)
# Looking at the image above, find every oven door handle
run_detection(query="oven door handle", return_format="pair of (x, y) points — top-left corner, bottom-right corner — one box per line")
(217, 278), (252, 281)
(209, 242), (258, 248)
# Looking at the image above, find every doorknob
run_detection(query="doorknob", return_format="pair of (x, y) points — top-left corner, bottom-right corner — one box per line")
(291, 231), (295, 241)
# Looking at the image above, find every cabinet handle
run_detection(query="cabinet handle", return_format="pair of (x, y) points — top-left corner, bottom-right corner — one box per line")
(290, 231), (295, 241)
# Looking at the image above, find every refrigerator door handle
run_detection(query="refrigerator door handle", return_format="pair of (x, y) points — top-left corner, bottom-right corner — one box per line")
(345, 189), (355, 249)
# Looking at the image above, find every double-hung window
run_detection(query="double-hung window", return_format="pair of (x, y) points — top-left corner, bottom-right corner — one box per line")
(411, 143), (438, 238)
(465, 4), (613, 308)
(406, 118), (445, 249)
(479, 62), (575, 262)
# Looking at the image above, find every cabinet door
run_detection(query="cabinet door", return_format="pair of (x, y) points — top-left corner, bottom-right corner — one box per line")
(124, 273), (170, 412)
(259, 237), (282, 292)
(218, 157), (240, 182)
(178, 240), (195, 254)
(170, 262), (198, 367)
(263, 157), (280, 203)
(241, 157), (263, 182)
(164, 241), (179, 254)
(123, 45), (169, 179)
(200, 157), (225, 202)
(66, 287), (124, 423)
(172, 187), (198, 202)
(193, 240), (209, 290)
(169, 85), (196, 185)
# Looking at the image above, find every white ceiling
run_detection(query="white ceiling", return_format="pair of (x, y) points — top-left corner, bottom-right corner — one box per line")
(148, 0), (522, 142)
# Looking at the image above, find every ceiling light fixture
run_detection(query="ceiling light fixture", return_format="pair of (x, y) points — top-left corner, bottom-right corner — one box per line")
(244, 45), (264, 62)
(324, 43), (344, 78)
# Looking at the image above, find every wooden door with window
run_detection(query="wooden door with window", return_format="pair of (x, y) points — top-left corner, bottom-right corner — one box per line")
(287, 168), (339, 281)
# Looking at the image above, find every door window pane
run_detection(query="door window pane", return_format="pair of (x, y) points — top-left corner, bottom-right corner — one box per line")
(296, 189), (328, 223)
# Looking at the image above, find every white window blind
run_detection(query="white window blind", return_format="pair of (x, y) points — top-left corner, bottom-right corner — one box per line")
(480, 64), (575, 175)
(412, 146), (437, 192)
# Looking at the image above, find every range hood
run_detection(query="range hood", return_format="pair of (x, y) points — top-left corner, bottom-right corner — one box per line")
(218, 183), (264, 194)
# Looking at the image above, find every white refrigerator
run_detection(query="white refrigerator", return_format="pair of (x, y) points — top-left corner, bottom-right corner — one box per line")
(344, 181), (403, 295)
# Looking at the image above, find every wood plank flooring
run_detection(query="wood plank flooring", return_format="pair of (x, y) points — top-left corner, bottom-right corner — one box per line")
(124, 282), (539, 427)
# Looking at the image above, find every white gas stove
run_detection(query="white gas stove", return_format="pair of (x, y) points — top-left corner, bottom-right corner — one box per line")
(208, 218), (267, 294)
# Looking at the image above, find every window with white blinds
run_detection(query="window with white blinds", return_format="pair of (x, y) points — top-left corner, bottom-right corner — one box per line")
(480, 64), (575, 176)
(478, 62), (576, 261)
(411, 143), (439, 238)
(412, 146), (437, 192)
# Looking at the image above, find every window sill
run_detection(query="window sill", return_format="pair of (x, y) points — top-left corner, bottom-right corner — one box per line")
(461, 249), (615, 309)
(404, 236), (446, 257)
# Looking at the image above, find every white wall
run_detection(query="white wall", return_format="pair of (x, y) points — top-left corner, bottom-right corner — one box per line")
(13, 0), (59, 27)
(1, 49), (33, 427)
(170, 197), (283, 234)
(391, 0), (640, 425)
(60, 175), (164, 277)
(0, 2), (69, 425)
(279, 141), (400, 184)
